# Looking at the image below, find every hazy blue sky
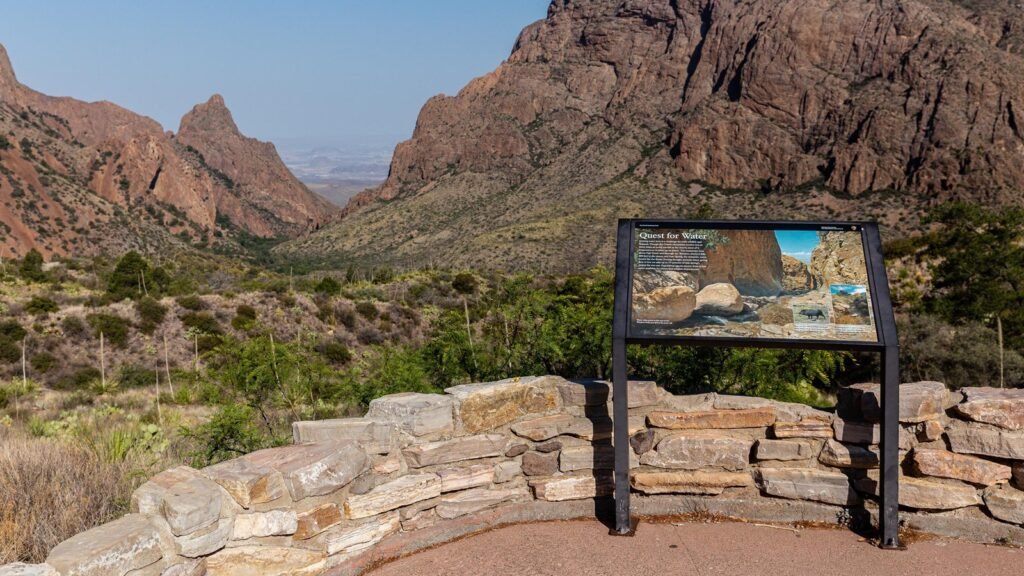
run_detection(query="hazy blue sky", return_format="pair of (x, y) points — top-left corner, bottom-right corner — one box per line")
(775, 230), (820, 263)
(0, 1), (550, 146)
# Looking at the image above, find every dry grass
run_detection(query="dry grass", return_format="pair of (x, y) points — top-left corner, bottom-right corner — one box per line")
(0, 427), (135, 563)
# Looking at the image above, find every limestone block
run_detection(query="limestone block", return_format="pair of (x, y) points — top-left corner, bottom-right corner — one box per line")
(647, 407), (775, 430)
(559, 445), (638, 472)
(435, 486), (529, 519)
(366, 393), (453, 437)
(291, 418), (393, 454)
(230, 510), (297, 540)
(494, 460), (523, 484)
(856, 473), (981, 510)
(343, 473), (442, 519)
(631, 470), (753, 495)
(323, 512), (400, 556)
(47, 514), (166, 576)
(438, 464), (495, 492)
(557, 379), (609, 406)
(818, 439), (879, 469)
(756, 468), (860, 506)
(955, 387), (1024, 430)
(522, 451), (559, 476)
(401, 434), (506, 468)
(244, 441), (366, 501)
(530, 473), (613, 502)
(753, 439), (815, 461)
(445, 376), (562, 433)
(947, 420), (1024, 460)
(176, 517), (231, 558)
(0, 565), (58, 576)
(131, 466), (224, 536)
(983, 484), (1024, 525)
(205, 546), (324, 576)
(202, 458), (285, 509)
(772, 417), (833, 439)
(912, 448), (1011, 486)
(640, 433), (751, 471)
(294, 504), (343, 540)
(858, 381), (949, 423)
(510, 414), (574, 441)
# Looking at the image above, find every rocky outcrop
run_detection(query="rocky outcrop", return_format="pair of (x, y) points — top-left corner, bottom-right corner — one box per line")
(11, 378), (1024, 575)
(809, 231), (870, 288)
(781, 256), (814, 292)
(279, 0), (1024, 271)
(0, 43), (336, 259)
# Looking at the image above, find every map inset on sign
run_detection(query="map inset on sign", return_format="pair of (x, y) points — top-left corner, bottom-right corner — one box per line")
(629, 224), (878, 342)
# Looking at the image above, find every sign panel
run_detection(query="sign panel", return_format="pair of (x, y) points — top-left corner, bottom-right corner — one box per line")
(628, 222), (878, 343)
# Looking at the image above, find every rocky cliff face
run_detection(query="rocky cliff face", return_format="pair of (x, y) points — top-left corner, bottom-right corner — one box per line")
(281, 0), (1024, 271)
(0, 44), (336, 259)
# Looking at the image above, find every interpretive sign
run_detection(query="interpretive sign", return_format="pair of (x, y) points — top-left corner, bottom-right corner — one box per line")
(629, 222), (877, 343)
(610, 220), (902, 549)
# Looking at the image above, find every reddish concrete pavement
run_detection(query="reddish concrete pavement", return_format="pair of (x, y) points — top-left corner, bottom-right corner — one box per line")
(367, 520), (1023, 576)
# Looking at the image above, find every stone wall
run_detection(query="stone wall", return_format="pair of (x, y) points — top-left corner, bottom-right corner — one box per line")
(3, 376), (1024, 576)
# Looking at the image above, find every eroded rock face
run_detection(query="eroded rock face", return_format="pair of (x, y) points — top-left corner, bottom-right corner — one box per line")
(280, 0), (1024, 271)
(781, 255), (814, 292)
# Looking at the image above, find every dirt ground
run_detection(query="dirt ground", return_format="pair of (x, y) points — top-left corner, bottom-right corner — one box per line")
(367, 519), (1023, 576)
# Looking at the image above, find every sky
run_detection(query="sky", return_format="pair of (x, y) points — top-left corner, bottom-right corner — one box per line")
(0, 1), (551, 148)
(774, 230), (820, 263)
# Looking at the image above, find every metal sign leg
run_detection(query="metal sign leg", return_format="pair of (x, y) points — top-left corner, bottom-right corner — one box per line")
(879, 345), (901, 549)
(611, 336), (633, 535)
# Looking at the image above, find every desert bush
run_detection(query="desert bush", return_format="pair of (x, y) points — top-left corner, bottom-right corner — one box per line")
(29, 352), (56, 374)
(135, 297), (167, 335)
(180, 404), (280, 467)
(25, 296), (59, 317)
(357, 326), (385, 345)
(106, 251), (156, 302)
(0, 430), (132, 563)
(60, 316), (87, 338)
(899, 313), (1024, 388)
(54, 367), (102, 391)
(116, 364), (158, 389)
(86, 313), (130, 348)
(316, 340), (352, 365)
(355, 301), (378, 321)
(451, 272), (478, 295)
(337, 307), (357, 330)
(180, 312), (222, 336)
(231, 304), (257, 331)
(314, 276), (341, 296)
(18, 249), (46, 283)
(175, 294), (205, 311)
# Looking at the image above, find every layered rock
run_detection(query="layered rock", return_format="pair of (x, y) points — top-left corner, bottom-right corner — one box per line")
(278, 0), (1024, 271)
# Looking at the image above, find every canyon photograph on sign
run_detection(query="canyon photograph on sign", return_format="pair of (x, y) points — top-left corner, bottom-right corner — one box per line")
(629, 225), (878, 342)
(1, 1), (1024, 575)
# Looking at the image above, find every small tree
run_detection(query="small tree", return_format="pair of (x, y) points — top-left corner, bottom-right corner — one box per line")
(107, 251), (154, 301)
(19, 249), (46, 282)
(924, 202), (1024, 387)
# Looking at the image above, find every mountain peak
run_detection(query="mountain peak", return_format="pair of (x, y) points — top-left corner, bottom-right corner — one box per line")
(178, 93), (240, 137)
(0, 43), (20, 95)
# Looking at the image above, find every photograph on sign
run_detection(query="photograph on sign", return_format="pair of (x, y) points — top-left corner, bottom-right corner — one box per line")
(629, 224), (878, 342)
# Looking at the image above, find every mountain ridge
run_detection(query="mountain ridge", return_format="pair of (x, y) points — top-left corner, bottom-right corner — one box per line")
(281, 0), (1024, 272)
(0, 43), (337, 259)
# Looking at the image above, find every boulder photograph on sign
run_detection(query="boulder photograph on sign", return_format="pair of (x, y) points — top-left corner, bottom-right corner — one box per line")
(630, 224), (877, 342)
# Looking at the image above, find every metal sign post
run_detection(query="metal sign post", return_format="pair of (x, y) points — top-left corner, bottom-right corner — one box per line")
(610, 219), (901, 549)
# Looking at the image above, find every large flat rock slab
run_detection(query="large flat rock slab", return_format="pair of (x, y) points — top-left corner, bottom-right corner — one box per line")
(559, 445), (638, 472)
(754, 439), (815, 461)
(856, 473), (981, 510)
(530, 473), (613, 501)
(202, 458), (285, 509)
(647, 407), (776, 430)
(130, 466), (224, 536)
(435, 486), (530, 519)
(756, 468), (860, 506)
(291, 418), (393, 454)
(445, 376), (562, 433)
(912, 448), (1011, 486)
(817, 439), (879, 469)
(772, 417), (833, 438)
(324, 512), (401, 557)
(857, 381), (950, 423)
(438, 464), (495, 492)
(366, 393), (454, 438)
(557, 379), (609, 406)
(954, 387), (1024, 430)
(47, 514), (166, 576)
(231, 510), (297, 540)
(640, 433), (751, 471)
(245, 441), (366, 501)
(509, 414), (575, 441)
(344, 473), (442, 519)
(402, 433), (506, 468)
(947, 420), (1024, 460)
(983, 484), (1024, 525)
(631, 470), (753, 495)
(205, 545), (324, 576)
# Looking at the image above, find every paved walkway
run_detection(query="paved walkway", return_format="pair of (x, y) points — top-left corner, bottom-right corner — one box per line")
(367, 519), (1023, 576)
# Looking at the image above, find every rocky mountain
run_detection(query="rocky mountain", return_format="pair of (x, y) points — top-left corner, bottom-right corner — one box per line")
(280, 0), (1024, 272)
(0, 43), (336, 259)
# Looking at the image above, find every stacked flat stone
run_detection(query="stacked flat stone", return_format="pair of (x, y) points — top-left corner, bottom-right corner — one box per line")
(4, 378), (1024, 576)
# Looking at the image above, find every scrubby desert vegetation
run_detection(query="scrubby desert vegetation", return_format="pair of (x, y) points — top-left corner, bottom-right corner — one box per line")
(0, 201), (1021, 562)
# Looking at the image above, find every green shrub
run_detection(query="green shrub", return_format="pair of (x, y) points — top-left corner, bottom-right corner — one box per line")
(116, 364), (157, 389)
(316, 341), (352, 365)
(180, 312), (222, 336)
(181, 404), (281, 467)
(19, 249), (46, 282)
(135, 297), (167, 334)
(25, 296), (59, 316)
(314, 277), (342, 296)
(0, 339), (19, 364)
(231, 304), (257, 331)
(30, 352), (57, 374)
(60, 316), (87, 338)
(86, 313), (130, 348)
(337, 308), (357, 330)
(452, 272), (478, 295)
(175, 294), (205, 311)
(355, 301), (378, 321)
(106, 251), (155, 301)
(55, 367), (102, 391)
(0, 320), (26, 343)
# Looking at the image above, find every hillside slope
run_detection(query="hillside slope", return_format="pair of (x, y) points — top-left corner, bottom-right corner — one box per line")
(280, 0), (1024, 271)
(0, 43), (337, 259)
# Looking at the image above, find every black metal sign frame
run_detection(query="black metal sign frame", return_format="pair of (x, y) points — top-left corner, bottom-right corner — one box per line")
(611, 219), (901, 549)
